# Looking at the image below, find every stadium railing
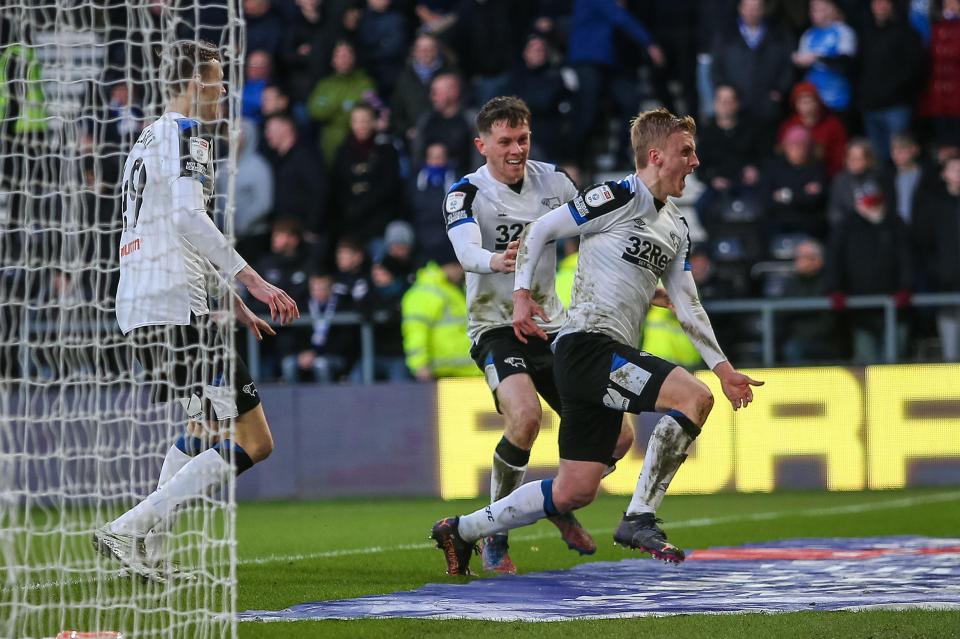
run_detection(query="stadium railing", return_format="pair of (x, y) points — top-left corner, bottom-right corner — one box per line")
(11, 295), (960, 383)
(244, 293), (960, 380)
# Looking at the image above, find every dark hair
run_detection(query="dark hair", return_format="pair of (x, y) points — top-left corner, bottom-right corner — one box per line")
(272, 217), (302, 236)
(163, 40), (221, 96)
(475, 96), (531, 135)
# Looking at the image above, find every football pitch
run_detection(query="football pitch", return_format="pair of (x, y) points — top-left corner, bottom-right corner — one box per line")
(236, 488), (960, 638)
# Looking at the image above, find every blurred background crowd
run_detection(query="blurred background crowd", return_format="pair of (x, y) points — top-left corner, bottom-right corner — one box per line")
(2, 0), (959, 383)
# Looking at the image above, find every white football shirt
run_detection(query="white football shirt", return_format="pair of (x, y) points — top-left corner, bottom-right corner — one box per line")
(514, 173), (727, 369)
(115, 112), (246, 334)
(443, 160), (578, 341)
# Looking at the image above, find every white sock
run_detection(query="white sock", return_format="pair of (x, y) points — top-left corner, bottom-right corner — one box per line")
(109, 448), (231, 536)
(157, 444), (191, 489)
(490, 452), (526, 503)
(144, 444), (192, 560)
(458, 480), (553, 542)
(626, 414), (694, 515)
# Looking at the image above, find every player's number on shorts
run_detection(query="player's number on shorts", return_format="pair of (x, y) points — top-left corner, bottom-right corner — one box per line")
(121, 157), (147, 231)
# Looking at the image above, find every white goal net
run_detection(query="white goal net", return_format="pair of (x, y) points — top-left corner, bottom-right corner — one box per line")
(1, 2), (243, 638)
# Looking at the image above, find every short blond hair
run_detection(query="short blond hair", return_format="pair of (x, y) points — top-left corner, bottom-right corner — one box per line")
(630, 108), (697, 169)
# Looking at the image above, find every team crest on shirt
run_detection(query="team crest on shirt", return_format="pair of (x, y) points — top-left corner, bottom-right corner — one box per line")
(541, 196), (561, 209)
(189, 136), (209, 163)
(445, 191), (466, 213)
(669, 232), (682, 251)
(585, 185), (614, 207)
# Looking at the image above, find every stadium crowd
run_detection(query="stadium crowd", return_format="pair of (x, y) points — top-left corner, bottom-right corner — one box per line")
(3, 0), (960, 382)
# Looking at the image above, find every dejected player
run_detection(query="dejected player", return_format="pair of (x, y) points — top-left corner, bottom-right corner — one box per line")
(93, 40), (299, 582)
(431, 108), (762, 575)
(438, 96), (636, 574)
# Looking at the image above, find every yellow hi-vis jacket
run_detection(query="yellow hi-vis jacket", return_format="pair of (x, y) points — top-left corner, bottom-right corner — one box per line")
(0, 45), (48, 135)
(641, 305), (702, 369)
(555, 251), (579, 308)
(401, 262), (480, 378)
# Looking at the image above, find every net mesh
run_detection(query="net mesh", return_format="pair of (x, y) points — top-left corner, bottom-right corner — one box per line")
(0, 2), (243, 637)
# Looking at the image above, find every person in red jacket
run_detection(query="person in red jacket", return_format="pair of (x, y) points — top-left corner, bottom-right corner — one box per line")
(920, 0), (960, 141)
(778, 81), (848, 178)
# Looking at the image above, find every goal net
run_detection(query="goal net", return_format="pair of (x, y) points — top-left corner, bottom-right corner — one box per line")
(1, 2), (243, 638)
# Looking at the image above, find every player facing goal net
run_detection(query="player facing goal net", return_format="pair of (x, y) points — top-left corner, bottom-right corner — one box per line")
(1, 3), (244, 638)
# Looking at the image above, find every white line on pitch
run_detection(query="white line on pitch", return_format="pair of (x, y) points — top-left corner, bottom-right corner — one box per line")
(11, 490), (960, 591)
(239, 490), (960, 566)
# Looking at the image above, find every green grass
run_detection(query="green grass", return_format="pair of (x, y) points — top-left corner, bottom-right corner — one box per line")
(5, 489), (959, 638)
(235, 489), (960, 638)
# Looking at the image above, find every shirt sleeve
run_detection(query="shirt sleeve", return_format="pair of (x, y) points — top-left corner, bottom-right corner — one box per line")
(447, 220), (494, 273)
(164, 118), (246, 277)
(514, 203), (582, 291)
(443, 179), (496, 272)
(171, 177), (247, 277)
(660, 222), (726, 369)
(567, 181), (637, 235)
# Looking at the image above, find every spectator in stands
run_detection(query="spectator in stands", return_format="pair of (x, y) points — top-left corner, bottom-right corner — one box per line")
(287, 237), (372, 382)
(857, 0), (925, 163)
(920, 0), (960, 142)
(391, 33), (456, 144)
(252, 218), (312, 379)
(778, 81), (848, 178)
(260, 84), (289, 118)
(506, 34), (568, 162)
(359, 222), (417, 382)
(555, 237), (579, 308)
(85, 73), (143, 187)
(711, 0), (794, 127)
(689, 248), (743, 348)
(690, 248), (738, 300)
(411, 73), (473, 172)
(381, 221), (417, 283)
(779, 238), (837, 364)
(696, 84), (763, 225)
(826, 176), (912, 364)
(446, 0), (531, 106)
(566, 0), (665, 165)
(415, 1), (459, 35)
(308, 41), (377, 165)
(277, 0), (326, 102)
(889, 133), (926, 225)
(911, 157), (960, 361)
(828, 139), (895, 227)
(254, 217), (312, 307)
(330, 103), (402, 251)
(263, 113), (329, 255)
(761, 126), (829, 240)
(409, 142), (458, 264)
(216, 118), (273, 257)
(401, 260), (478, 380)
(242, 50), (272, 123)
(642, 304), (702, 370)
(244, 0), (284, 57)
(284, 272), (356, 383)
(356, 0), (409, 101)
(643, 0), (700, 117)
(792, 0), (857, 118)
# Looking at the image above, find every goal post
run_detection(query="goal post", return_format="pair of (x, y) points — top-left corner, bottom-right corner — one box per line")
(1, 3), (244, 638)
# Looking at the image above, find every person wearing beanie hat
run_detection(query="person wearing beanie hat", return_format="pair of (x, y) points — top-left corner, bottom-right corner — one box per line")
(777, 80), (848, 177)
